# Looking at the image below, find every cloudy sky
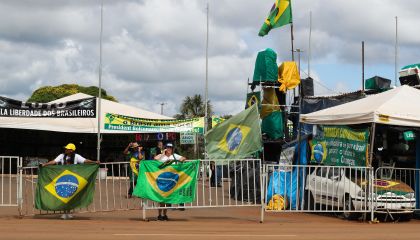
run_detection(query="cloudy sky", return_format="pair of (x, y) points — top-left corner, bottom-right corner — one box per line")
(0, 0), (419, 117)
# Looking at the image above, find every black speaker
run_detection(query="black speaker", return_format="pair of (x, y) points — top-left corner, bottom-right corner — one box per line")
(399, 75), (420, 86)
(301, 77), (314, 96)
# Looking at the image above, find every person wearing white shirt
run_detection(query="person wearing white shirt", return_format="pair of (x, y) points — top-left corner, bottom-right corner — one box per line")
(153, 143), (186, 220)
(41, 143), (100, 220)
(43, 143), (100, 166)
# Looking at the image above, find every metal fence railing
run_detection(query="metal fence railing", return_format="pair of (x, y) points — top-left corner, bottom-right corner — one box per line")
(141, 159), (262, 220)
(13, 157), (420, 222)
(0, 156), (22, 209)
(262, 164), (374, 221)
(373, 167), (418, 221)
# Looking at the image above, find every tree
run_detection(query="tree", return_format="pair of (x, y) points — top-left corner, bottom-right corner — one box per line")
(27, 84), (118, 103)
(177, 94), (212, 119)
(175, 94), (213, 160)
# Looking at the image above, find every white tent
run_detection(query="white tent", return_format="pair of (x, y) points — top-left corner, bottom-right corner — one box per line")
(0, 93), (172, 133)
(300, 85), (420, 127)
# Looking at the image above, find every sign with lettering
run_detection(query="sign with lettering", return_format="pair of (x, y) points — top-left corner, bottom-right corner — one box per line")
(180, 132), (195, 145)
(310, 126), (369, 166)
(0, 96), (96, 118)
(104, 113), (204, 133)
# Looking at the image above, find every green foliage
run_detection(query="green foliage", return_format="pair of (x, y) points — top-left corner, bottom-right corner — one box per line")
(177, 94), (212, 119)
(27, 84), (118, 103)
(175, 94), (212, 160)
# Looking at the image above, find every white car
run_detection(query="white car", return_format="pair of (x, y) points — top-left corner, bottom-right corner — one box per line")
(305, 166), (416, 220)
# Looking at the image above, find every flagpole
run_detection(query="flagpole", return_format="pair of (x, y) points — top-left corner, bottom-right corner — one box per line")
(394, 16), (398, 87)
(97, 0), (103, 162)
(308, 11), (312, 77)
(290, 23), (295, 61)
(204, 1), (209, 159)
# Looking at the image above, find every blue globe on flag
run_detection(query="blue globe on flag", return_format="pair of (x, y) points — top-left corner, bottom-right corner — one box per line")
(157, 172), (179, 192)
(313, 143), (325, 163)
(55, 175), (79, 198)
(226, 127), (243, 151)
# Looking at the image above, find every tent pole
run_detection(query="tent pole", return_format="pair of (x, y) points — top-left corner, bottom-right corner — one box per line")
(369, 123), (376, 166)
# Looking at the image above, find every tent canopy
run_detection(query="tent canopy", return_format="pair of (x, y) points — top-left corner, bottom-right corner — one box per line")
(300, 85), (420, 127)
(0, 93), (172, 133)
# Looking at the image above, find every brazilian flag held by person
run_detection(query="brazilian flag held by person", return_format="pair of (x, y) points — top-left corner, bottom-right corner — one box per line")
(35, 164), (99, 211)
(133, 160), (199, 204)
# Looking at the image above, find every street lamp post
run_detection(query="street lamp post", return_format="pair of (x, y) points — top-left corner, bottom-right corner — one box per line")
(160, 102), (166, 115)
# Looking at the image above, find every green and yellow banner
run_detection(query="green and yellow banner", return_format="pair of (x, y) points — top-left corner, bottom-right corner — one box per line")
(35, 164), (98, 211)
(310, 126), (369, 166)
(104, 113), (204, 133)
(211, 116), (226, 128)
(133, 160), (199, 204)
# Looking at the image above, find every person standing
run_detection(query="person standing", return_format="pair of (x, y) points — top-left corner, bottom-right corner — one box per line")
(42, 143), (100, 166)
(42, 143), (100, 219)
(123, 142), (145, 198)
(153, 143), (186, 220)
(150, 140), (164, 159)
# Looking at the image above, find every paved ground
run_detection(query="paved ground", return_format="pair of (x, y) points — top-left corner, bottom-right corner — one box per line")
(1, 207), (420, 240)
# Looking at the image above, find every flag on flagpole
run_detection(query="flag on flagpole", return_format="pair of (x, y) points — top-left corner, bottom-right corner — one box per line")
(259, 0), (293, 37)
(205, 104), (262, 159)
(35, 164), (98, 211)
(133, 160), (199, 204)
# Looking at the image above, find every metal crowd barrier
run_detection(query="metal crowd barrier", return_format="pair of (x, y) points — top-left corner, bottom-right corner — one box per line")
(0, 156), (22, 209)
(20, 162), (143, 216)
(141, 159), (262, 220)
(262, 164), (373, 222)
(17, 158), (420, 222)
(373, 167), (419, 221)
(20, 159), (262, 219)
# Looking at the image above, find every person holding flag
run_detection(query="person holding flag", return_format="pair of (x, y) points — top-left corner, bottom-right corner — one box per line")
(42, 143), (100, 166)
(123, 142), (145, 198)
(40, 143), (100, 219)
(153, 143), (186, 220)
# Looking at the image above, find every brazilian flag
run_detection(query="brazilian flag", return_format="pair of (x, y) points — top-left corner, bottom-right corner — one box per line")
(35, 164), (98, 211)
(133, 160), (199, 204)
(205, 104), (262, 159)
(259, 0), (293, 37)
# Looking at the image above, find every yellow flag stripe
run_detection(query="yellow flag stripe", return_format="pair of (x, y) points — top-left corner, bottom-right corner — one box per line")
(274, 0), (290, 23)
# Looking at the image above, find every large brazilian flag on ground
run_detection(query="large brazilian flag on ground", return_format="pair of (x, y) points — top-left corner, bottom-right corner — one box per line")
(35, 164), (98, 211)
(133, 160), (199, 204)
(205, 104), (262, 159)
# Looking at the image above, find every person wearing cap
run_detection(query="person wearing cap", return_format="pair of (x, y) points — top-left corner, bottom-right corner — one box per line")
(42, 143), (100, 166)
(154, 143), (186, 163)
(153, 143), (186, 221)
(123, 142), (145, 198)
(41, 143), (99, 219)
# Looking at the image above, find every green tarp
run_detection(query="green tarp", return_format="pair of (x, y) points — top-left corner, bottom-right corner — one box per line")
(253, 48), (278, 82)
(261, 111), (284, 140)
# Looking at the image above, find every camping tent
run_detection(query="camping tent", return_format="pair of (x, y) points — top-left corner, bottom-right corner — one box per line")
(0, 93), (172, 133)
(300, 85), (420, 127)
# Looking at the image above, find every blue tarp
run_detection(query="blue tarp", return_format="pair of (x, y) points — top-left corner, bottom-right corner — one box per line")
(266, 139), (307, 209)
